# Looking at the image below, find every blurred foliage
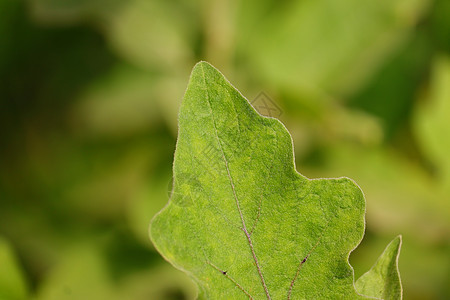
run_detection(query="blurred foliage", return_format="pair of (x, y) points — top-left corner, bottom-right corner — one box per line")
(0, 0), (449, 299)
(0, 237), (28, 300)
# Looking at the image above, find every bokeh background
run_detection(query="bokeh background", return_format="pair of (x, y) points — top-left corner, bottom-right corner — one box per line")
(1, 0), (449, 299)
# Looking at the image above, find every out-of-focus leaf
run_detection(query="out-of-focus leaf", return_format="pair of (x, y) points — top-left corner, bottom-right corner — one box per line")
(70, 64), (161, 137)
(0, 0), (20, 71)
(117, 264), (197, 300)
(430, 0), (450, 53)
(35, 241), (196, 300)
(36, 244), (114, 300)
(349, 33), (431, 139)
(0, 237), (28, 300)
(356, 236), (402, 299)
(319, 106), (384, 146)
(29, 0), (198, 72)
(28, 0), (122, 25)
(64, 146), (151, 220)
(414, 56), (450, 186)
(237, 0), (430, 98)
(105, 0), (197, 71)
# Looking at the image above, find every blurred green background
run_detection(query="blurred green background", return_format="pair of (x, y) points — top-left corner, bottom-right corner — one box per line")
(1, 0), (449, 299)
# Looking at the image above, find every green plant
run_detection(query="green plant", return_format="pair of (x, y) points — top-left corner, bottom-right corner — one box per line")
(151, 62), (402, 299)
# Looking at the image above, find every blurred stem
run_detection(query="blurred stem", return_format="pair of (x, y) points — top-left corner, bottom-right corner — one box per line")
(202, 0), (236, 71)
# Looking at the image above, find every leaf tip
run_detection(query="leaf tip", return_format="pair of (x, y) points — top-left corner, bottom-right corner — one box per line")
(355, 235), (403, 299)
(192, 60), (216, 73)
(390, 235), (403, 250)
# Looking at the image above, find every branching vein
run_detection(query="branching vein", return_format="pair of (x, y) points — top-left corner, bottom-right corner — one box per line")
(287, 229), (326, 299)
(207, 260), (254, 299)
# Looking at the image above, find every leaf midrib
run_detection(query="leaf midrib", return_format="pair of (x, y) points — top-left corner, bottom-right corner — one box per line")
(200, 63), (272, 299)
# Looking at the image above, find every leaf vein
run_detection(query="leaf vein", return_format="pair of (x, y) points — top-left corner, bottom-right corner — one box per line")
(200, 63), (272, 299)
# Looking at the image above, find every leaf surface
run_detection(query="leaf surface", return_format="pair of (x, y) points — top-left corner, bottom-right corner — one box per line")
(151, 62), (391, 299)
(355, 236), (403, 299)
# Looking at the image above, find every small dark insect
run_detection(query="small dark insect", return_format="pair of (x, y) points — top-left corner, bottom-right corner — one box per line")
(222, 271), (227, 275)
(301, 256), (308, 264)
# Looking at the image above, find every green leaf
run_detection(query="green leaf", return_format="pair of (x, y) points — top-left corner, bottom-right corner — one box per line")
(36, 244), (115, 300)
(414, 56), (450, 186)
(236, 0), (430, 97)
(355, 236), (403, 299)
(0, 237), (28, 300)
(30, 0), (197, 72)
(150, 61), (395, 299)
